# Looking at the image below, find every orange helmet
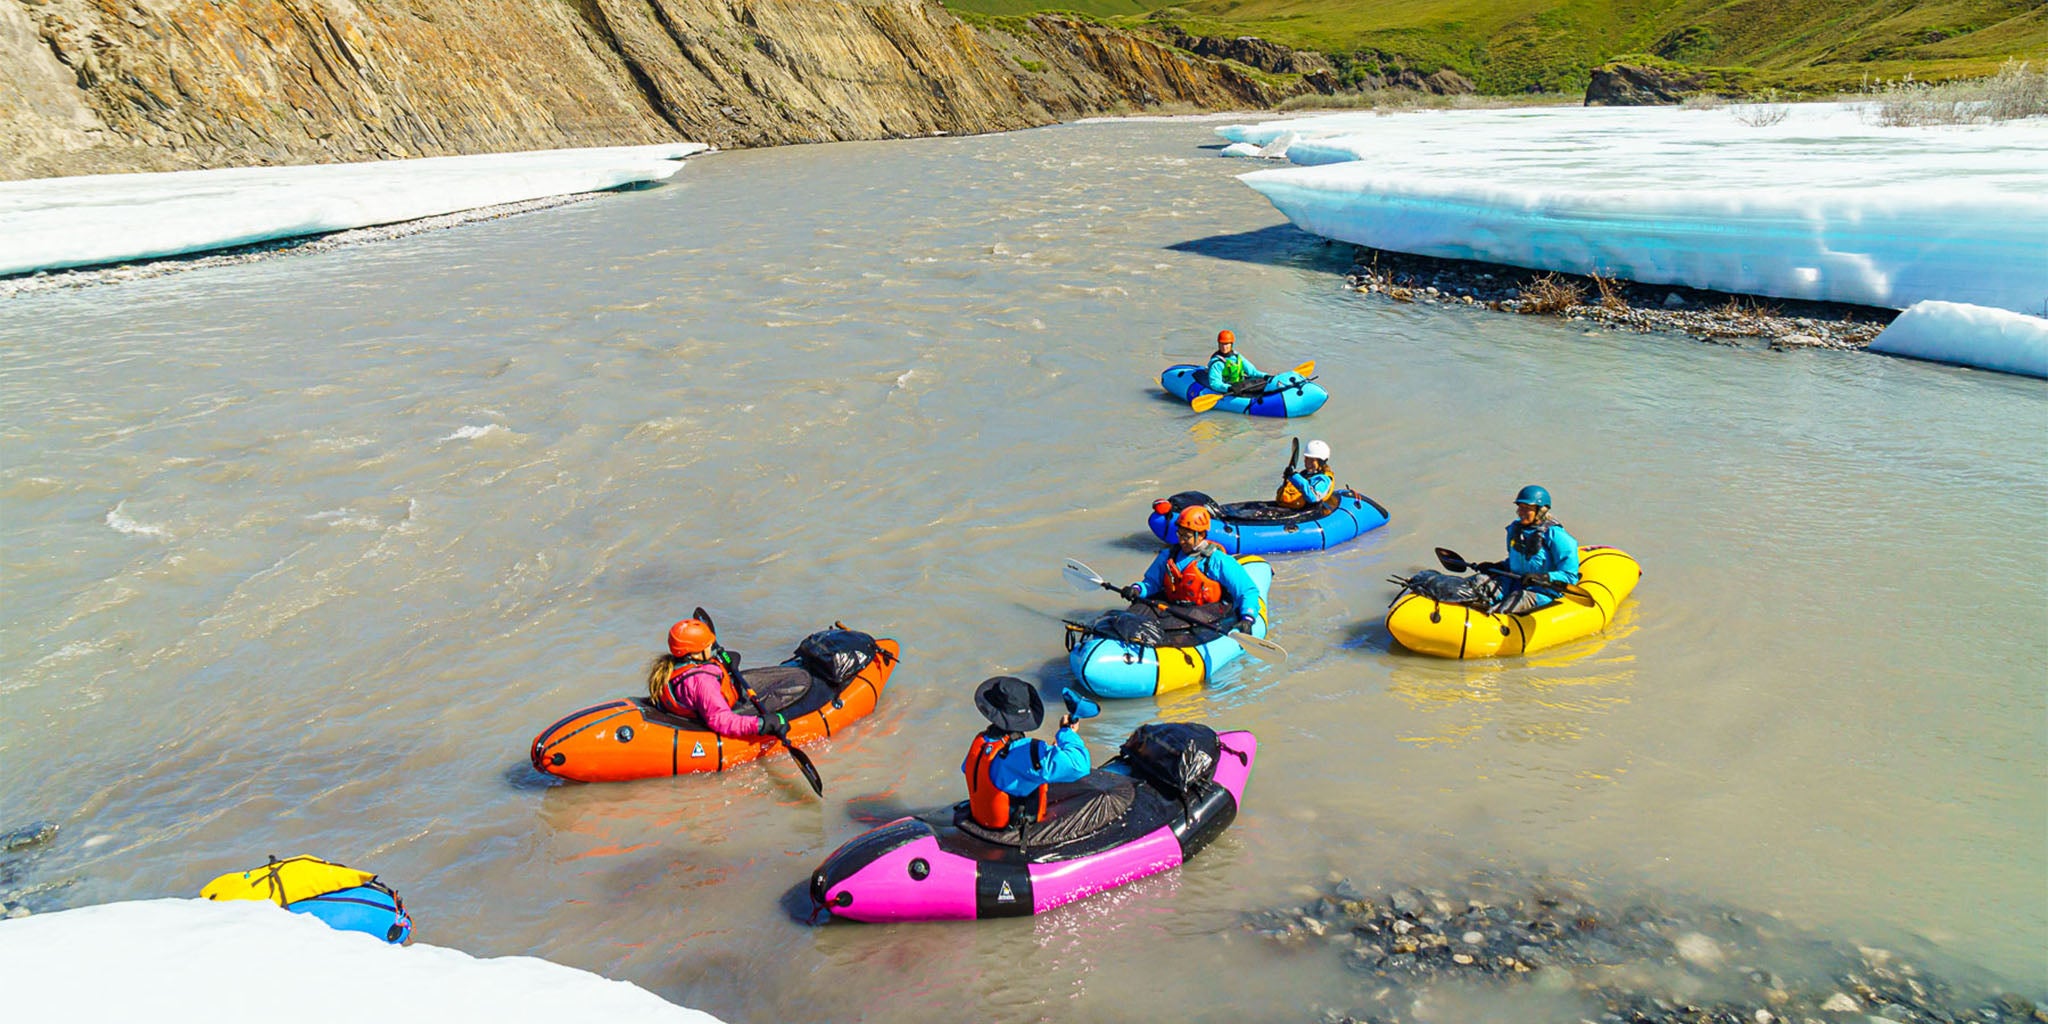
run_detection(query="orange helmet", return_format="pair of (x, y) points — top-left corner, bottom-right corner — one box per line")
(1216, 329), (1235, 345)
(667, 619), (715, 658)
(1176, 505), (1212, 534)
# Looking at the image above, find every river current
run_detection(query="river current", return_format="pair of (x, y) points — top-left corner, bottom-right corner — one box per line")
(2, 118), (2043, 1020)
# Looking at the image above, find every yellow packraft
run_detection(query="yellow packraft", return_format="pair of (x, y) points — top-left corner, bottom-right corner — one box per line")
(200, 854), (378, 907)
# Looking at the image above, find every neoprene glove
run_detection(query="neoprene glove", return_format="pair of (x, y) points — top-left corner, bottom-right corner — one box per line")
(758, 713), (788, 738)
(1521, 574), (1552, 588)
(1119, 584), (1144, 602)
(1235, 616), (1256, 634)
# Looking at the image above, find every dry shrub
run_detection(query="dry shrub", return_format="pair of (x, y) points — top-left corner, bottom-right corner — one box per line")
(1865, 60), (2048, 126)
(1517, 274), (1584, 314)
(1731, 89), (1791, 127)
(1713, 296), (1780, 319)
(1589, 272), (1629, 311)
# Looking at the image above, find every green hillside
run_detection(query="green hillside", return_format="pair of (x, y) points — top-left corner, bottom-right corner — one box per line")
(938, 0), (2048, 94)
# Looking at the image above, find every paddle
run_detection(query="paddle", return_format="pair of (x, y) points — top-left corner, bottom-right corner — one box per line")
(1190, 361), (1316, 412)
(1432, 547), (1592, 601)
(1062, 557), (1287, 661)
(695, 605), (825, 797)
(1281, 436), (1300, 489)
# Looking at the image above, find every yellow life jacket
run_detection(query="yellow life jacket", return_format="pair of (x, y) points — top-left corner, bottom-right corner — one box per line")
(200, 855), (377, 907)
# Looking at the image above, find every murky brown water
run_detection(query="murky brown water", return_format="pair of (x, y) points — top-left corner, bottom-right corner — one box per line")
(3, 117), (2043, 1021)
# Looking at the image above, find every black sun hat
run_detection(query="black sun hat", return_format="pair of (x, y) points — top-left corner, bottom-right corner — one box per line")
(973, 676), (1044, 733)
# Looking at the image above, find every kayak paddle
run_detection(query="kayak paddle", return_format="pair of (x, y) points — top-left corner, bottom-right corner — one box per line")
(695, 605), (825, 797)
(1189, 361), (1316, 412)
(1062, 557), (1287, 661)
(1433, 547), (1593, 601)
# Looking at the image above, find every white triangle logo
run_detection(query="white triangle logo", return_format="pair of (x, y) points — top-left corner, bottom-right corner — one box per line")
(996, 880), (1015, 903)
(691, 741), (706, 758)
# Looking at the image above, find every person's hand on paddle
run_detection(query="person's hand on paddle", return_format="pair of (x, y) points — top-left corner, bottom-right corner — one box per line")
(757, 712), (788, 739)
(1520, 573), (1552, 589)
(1235, 616), (1256, 635)
(1118, 583), (1143, 602)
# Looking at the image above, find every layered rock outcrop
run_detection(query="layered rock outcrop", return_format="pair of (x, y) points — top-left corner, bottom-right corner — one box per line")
(1584, 62), (1707, 105)
(0, 0), (1294, 180)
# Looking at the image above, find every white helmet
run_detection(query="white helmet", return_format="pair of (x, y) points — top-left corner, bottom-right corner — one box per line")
(1304, 439), (1331, 461)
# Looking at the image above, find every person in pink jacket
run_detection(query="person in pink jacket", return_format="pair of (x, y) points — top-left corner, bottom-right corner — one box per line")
(644, 618), (787, 739)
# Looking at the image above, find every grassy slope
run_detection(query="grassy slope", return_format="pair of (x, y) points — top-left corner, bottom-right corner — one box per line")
(937, 0), (2048, 93)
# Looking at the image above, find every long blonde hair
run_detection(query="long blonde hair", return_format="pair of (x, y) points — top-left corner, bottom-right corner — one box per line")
(646, 654), (686, 705)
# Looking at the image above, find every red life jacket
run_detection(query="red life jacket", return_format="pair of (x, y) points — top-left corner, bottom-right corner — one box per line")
(1163, 549), (1225, 605)
(964, 733), (1047, 830)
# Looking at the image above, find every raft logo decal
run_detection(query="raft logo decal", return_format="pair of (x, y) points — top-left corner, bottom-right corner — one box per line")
(691, 741), (706, 759)
(996, 880), (1015, 903)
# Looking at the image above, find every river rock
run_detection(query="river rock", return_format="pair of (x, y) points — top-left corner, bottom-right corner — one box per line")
(1822, 993), (1862, 1012)
(1586, 63), (1707, 106)
(1675, 932), (1726, 970)
(0, 822), (58, 852)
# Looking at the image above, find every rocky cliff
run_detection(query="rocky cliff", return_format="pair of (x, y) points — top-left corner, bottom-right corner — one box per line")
(0, 0), (1293, 180)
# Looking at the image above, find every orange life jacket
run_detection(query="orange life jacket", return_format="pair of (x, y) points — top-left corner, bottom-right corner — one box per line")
(654, 657), (748, 717)
(964, 733), (1047, 830)
(1163, 548), (1225, 605)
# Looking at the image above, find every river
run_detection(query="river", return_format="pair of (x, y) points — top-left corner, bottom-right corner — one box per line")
(2, 117), (2043, 1021)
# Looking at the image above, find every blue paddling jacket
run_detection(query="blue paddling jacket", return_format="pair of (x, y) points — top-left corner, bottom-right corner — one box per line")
(1283, 470), (1334, 506)
(1504, 520), (1581, 609)
(1134, 545), (1261, 622)
(1204, 352), (1264, 393)
(966, 727), (1091, 797)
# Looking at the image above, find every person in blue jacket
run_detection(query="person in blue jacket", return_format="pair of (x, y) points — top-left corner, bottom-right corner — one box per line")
(1119, 505), (1262, 636)
(1277, 439), (1336, 510)
(1204, 329), (1268, 395)
(962, 677), (1091, 830)
(1478, 485), (1581, 614)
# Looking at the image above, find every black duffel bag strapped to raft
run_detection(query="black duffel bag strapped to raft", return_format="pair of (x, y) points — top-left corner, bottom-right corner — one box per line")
(794, 626), (885, 689)
(1390, 569), (1498, 609)
(1120, 722), (1229, 801)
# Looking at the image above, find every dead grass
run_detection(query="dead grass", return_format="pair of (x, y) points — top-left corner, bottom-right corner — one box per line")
(1730, 88), (1791, 127)
(1516, 273), (1584, 314)
(1858, 59), (2048, 126)
(1589, 272), (1629, 311)
(1714, 295), (1781, 318)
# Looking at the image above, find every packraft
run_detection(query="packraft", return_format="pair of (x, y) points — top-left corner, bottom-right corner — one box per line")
(810, 725), (1258, 922)
(200, 855), (412, 944)
(531, 626), (900, 783)
(1149, 489), (1389, 555)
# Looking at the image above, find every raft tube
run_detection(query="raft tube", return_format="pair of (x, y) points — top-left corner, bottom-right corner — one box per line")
(286, 886), (412, 945)
(1149, 489), (1389, 555)
(1386, 547), (1641, 658)
(810, 730), (1256, 922)
(530, 634), (899, 783)
(1066, 556), (1271, 700)
(1162, 365), (1328, 418)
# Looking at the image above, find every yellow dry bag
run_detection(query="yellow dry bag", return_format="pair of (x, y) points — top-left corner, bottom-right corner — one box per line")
(200, 854), (377, 907)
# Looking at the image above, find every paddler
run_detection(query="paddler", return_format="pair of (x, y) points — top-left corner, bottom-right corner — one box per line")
(1276, 439), (1337, 510)
(961, 677), (1092, 830)
(1477, 485), (1581, 614)
(646, 618), (789, 740)
(1204, 329), (1270, 396)
(1119, 505), (1262, 637)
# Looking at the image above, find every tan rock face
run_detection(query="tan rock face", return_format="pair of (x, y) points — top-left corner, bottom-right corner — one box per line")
(1, 0), (1290, 180)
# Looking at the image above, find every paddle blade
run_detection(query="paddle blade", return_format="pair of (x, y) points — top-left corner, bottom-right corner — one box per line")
(1433, 547), (1470, 573)
(1292, 361), (1315, 377)
(1231, 630), (1288, 663)
(1190, 392), (1224, 413)
(1063, 558), (1111, 593)
(784, 741), (824, 797)
(692, 606), (716, 632)
(1061, 688), (1101, 721)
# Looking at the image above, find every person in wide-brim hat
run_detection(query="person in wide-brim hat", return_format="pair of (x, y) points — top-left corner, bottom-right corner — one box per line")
(961, 677), (1090, 831)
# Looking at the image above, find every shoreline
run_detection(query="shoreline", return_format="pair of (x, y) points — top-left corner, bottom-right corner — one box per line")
(0, 191), (610, 299)
(1344, 245), (1897, 352)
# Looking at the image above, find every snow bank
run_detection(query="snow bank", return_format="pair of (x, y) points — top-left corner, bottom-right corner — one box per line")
(1227, 104), (2048, 314)
(0, 143), (710, 276)
(0, 899), (724, 1023)
(1868, 301), (2048, 379)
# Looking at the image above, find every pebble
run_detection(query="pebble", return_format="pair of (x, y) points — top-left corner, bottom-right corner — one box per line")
(1244, 866), (2041, 1024)
(1343, 246), (1888, 353)
(5, 906), (29, 918)
(0, 822), (58, 852)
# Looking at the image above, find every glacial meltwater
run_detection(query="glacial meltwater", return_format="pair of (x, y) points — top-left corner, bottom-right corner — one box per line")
(2, 118), (2043, 1021)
